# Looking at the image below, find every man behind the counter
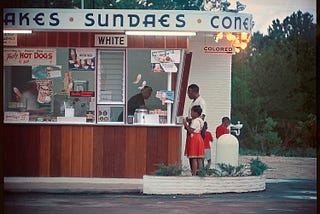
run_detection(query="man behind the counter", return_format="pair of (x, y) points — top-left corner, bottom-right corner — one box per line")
(127, 86), (153, 115)
(15, 80), (47, 115)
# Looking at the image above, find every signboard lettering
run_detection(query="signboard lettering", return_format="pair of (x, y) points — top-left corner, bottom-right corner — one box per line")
(3, 33), (17, 46)
(4, 48), (56, 65)
(95, 34), (127, 47)
(203, 46), (234, 54)
(3, 9), (253, 33)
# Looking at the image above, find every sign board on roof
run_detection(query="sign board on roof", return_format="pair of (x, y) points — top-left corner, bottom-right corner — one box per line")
(3, 9), (254, 33)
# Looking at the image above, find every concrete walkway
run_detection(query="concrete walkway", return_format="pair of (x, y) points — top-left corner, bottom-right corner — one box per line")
(4, 156), (316, 194)
(239, 155), (316, 180)
(5, 177), (315, 194)
(4, 177), (143, 193)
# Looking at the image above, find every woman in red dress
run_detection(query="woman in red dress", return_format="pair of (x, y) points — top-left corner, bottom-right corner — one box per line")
(183, 105), (205, 176)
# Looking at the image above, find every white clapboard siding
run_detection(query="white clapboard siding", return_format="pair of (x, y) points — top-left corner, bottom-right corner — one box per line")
(181, 33), (233, 168)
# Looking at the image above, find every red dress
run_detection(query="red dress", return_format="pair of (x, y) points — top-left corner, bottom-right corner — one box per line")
(185, 118), (204, 158)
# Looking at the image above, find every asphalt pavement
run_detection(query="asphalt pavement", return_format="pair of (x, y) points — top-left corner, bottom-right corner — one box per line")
(3, 155), (317, 213)
(4, 179), (317, 214)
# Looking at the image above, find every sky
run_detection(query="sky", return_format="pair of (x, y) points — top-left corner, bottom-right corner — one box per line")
(233, 0), (317, 34)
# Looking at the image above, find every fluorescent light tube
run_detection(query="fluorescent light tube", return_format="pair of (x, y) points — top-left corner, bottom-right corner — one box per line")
(125, 31), (196, 36)
(3, 29), (32, 34)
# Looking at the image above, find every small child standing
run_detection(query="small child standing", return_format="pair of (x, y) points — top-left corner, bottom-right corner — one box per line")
(216, 117), (231, 139)
(183, 105), (205, 176)
(203, 122), (213, 168)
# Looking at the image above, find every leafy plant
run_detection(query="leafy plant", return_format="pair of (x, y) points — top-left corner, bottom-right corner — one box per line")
(153, 163), (183, 176)
(249, 157), (268, 176)
(215, 163), (246, 177)
(153, 158), (269, 177)
(283, 147), (316, 157)
(198, 163), (247, 177)
(197, 165), (221, 177)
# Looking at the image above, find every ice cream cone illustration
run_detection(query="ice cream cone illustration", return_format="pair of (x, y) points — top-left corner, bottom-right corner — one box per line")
(13, 87), (22, 99)
(138, 80), (146, 90)
(133, 74), (141, 84)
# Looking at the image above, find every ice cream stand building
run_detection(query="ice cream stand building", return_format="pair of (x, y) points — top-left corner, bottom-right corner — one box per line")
(2, 2), (253, 177)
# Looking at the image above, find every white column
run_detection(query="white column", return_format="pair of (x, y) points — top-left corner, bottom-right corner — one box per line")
(167, 72), (172, 124)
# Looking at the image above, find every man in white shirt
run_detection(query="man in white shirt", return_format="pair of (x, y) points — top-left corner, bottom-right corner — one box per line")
(187, 84), (207, 121)
(185, 84), (207, 171)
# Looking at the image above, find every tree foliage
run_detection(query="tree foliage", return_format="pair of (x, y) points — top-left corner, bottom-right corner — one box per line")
(232, 11), (316, 155)
(3, 0), (201, 9)
(96, 0), (201, 10)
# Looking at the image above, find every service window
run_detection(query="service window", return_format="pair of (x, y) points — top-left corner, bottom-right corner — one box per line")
(3, 48), (96, 123)
(126, 49), (184, 124)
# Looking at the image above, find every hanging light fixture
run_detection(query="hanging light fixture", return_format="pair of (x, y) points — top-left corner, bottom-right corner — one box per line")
(226, 33), (236, 41)
(241, 32), (248, 41)
(213, 31), (251, 54)
(232, 39), (241, 47)
(240, 42), (247, 49)
(240, 42), (247, 50)
(216, 32), (223, 40)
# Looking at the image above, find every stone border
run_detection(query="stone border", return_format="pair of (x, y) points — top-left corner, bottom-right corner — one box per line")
(143, 175), (266, 195)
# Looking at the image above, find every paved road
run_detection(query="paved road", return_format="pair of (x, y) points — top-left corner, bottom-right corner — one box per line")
(4, 179), (316, 214)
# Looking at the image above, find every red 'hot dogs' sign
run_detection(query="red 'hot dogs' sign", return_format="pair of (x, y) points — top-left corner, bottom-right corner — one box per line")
(3, 48), (56, 66)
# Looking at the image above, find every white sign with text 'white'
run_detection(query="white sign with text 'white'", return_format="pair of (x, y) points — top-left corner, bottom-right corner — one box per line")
(95, 34), (127, 47)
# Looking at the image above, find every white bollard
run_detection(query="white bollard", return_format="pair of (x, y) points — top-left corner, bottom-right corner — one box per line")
(216, 134), (239, 167)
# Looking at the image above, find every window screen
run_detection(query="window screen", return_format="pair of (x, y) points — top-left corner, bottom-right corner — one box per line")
(98, 50), (125, 104)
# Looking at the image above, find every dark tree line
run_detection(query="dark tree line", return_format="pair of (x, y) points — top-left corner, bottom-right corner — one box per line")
(3, 0), (201, 9)
(231, 11), (316, 156)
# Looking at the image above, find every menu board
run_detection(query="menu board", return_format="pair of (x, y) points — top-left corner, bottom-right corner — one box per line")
(151, 50), (181, 73)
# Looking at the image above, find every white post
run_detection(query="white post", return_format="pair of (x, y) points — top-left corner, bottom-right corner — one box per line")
(167, 72), (172, 124)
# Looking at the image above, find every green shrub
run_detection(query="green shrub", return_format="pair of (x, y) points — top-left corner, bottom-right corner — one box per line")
(198, 163), (247, 177)
(152, 158), (269, 177)
(239, 146), (316, 157)
(153, 163), (183, 176)
(249, 157), (268, 176)
(216, 163), (246, 177)
(239, 148), (264, 155)
(197, 165), (221, 177)
(283, 147), (316, 157)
